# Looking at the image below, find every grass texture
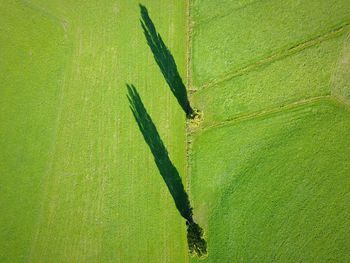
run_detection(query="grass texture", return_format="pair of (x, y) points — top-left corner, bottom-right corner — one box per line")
(2, 0), (350, 262)
(190, 100), (350, 262)
(0, 1), (188, 262)
(190, 0), (350, 262)
(193, 31), (349, 127)
(192, 0), (350, 87)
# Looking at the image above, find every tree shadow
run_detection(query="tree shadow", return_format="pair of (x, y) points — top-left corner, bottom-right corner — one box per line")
(139, 4), (195, 118)
(127, 84), (207, 257)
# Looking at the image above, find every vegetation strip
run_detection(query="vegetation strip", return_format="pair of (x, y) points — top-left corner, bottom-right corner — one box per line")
(126, 5), (207, 258)
(200, 96), (332, 132)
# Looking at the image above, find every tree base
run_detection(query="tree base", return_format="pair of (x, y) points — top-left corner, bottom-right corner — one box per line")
(186, 219), (207, 258)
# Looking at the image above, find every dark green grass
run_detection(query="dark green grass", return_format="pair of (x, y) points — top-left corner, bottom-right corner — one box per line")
(190, 100), (350, 262)
(189, 0), (350, 261)
(193, 32), (348, 126)
(192, 0), (350, 86)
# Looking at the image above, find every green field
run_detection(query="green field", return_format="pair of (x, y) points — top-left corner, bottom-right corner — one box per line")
(193, 31), (349, 127)
(190, 0), (350, 262)
(192, 0), (350, 87)
(190, 100), (350, 261)
(1, 0), (350, 262)
(1, 1), (188, 262)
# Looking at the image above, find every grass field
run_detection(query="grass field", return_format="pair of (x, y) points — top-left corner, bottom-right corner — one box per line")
(1, 0), (350, 262)
(190, 100), (350, 262)
(191, 0), (350, 87)
(192, 31), (349, 127)
(189, 0), (350, 262)
(0, 1), (188, 262)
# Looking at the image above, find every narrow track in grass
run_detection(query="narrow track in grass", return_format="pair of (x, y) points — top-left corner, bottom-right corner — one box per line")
(197, 22), (350, 92)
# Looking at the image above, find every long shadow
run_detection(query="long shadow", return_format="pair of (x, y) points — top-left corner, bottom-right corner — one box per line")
(127, 84), (206, 257)
(139, 4), (195, 118)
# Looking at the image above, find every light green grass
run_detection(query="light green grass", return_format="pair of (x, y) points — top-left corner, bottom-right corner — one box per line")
(190, 100), (350, 262)
(332, 33), (350, 106)
(0, 1), (69, 261)
(192, 0), (256, 24)
(192, 0), (350, 87)
(0, 1), (188, 262)
(193, 31), (349, 127)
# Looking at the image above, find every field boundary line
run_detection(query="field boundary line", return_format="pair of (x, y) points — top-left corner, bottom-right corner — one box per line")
(196, 22), (350, 92)
(200, 95), (332, 132)
(186, 0), (194, 91)
(194, 0), (263, 28)
(20, 0), (68, 30)
(185, 0), (193, 201)
(185, 0), (194, 261)
(26, 10), (73, 259)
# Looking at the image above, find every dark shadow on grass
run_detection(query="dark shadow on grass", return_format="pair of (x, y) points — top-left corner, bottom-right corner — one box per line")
(139, 4), (195, 118)
(127, 84), (207, 257)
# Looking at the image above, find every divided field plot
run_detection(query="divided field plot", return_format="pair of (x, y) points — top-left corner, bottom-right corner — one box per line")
(190, 0), (350, 262)
(0, 1), (188, 262)
(2, 0), (350, 262)
(193, 32), (349, 127)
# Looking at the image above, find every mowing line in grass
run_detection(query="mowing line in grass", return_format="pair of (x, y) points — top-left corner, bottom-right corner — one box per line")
(199, 23), (350, 91)
(192, 0), (350, 87)
(192, 31), (349, 127)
